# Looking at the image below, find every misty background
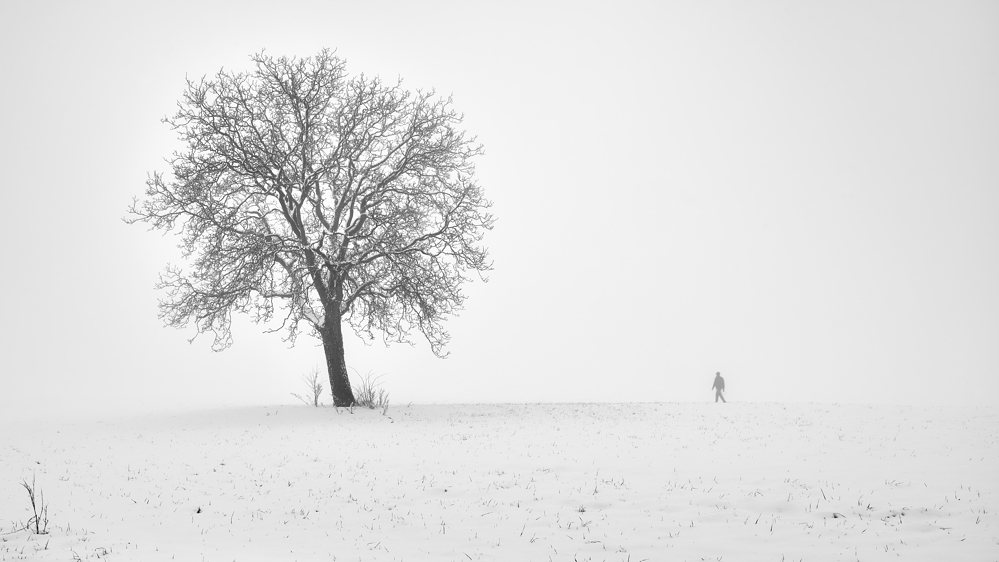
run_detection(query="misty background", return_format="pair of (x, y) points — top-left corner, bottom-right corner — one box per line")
(1, 0), (996, 419)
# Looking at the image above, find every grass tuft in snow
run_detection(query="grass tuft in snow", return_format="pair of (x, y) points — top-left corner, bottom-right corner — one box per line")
(351, 369), (390, 413)
(20, 474), (49, 535)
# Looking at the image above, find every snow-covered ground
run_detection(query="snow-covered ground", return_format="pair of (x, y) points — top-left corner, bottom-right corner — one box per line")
(1, 403), (996, 561)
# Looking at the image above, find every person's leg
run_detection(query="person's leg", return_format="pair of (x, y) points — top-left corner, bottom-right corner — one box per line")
(721, 392), (726, 403)
(715, 390), (720, 403)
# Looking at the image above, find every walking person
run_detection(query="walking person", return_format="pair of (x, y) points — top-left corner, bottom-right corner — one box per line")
(712, 372), (727, 403)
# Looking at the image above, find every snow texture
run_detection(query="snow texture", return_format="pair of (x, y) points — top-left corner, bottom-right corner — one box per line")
(1, 403), (996, 561)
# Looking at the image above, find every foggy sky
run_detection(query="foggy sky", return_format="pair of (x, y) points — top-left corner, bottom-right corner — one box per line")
(1, 0), (996, 419)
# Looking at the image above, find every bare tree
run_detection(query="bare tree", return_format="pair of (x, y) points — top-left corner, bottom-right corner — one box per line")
(126, 50), (494, 406)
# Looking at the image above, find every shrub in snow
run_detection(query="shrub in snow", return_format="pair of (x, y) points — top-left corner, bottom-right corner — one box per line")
(291, 367), (325, 407)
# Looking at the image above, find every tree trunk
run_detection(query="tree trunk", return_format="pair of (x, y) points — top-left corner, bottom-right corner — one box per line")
(320, 319), (356, 407)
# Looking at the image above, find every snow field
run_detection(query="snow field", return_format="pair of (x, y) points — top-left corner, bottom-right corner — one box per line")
(1, 403), (996, 561)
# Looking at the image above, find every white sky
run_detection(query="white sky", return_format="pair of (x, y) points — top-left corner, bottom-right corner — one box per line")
(1, 0), (996, 418)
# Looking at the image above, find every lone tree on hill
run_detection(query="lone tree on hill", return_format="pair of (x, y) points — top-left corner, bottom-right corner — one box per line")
(127, 50), (494, 406)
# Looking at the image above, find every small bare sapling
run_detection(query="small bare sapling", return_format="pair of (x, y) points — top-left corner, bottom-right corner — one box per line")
(21, 474), (49, 534)
(291, 367), (325, 407)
